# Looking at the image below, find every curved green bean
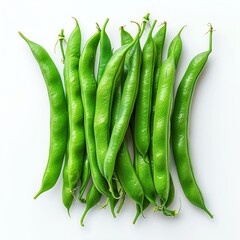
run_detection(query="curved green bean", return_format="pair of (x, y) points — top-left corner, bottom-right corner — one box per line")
(19, 32), (68, 199)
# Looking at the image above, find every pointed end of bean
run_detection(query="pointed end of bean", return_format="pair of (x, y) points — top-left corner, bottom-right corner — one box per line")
(67, 208), (71, 217)
(133, 204), (142, 224)
(80, 208), (89, 227)
(71, 17), (79, 27)
(132, 214), (139, 224)
(33, 190), (42, 199)
(204, 207), (214, 218)
(102, 18), (110, 31)
(178, 25), (187, 36)
(18, 31), (29, 43)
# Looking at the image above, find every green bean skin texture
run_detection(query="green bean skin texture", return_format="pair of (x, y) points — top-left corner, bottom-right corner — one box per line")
(165, 175), (175, 208)
(116, 142), (144, 213)
(79, 30), (111, 199)
(133, 197), (150, 224)
(167, 26), (185, 67)
(134, 20), (157, 157)
(78, 155), (90, 202)
(80, 184), (102, 226)
(94, 38), (137, 177)
(152, 55), (175, 205)
(172, 27), (213, 218)
(64, 19), (85, 191)
(104, 38), (142, 186)
(62, 152), (74, 215)
(150, 22), (167, 168)
(97, 18), (113, 83)
(120, 26), (134, 46)
(134, 149), (157, 206)
(19, 32), (68, 199)
(152, 22), (167, 110)
(120, 26), (134, 77)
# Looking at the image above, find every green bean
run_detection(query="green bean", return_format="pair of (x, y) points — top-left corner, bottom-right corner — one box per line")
(133, 198), (150, 224)
(78, 155), (90, 203)
(165, 175), (175, 208)
(19, 32), (68, 199)
(152, 54), (175, 205)
(134, 20), (157, 157)
(63, 19), (85, 192)
(120, 13), (150, 74)
(168, 25), (185, 67)
(172, 25), (213, 218)
(110, 69), (144, 214)
(151, 22), (177, 209)
(104, 25), (142, 189)
(79, 28), (117, 217)
(151, 22), (167, 133)
(80, 184), (102, 226)
(97, 18), (113, 83)
(62, 149), (73, 215)
(134, 150), (157, 206)
(94, 27), (139, 184)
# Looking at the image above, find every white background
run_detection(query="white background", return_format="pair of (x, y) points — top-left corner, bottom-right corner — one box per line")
(0, 0), (239, 239)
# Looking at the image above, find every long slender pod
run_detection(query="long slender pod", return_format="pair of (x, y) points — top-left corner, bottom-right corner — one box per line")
(134, 20), (157, 157)
(80, 184), (102, 226)
(19, 32), (68, 199)
(63, 19), (85, 191)
(113, 80), (144, 215)
(62, 149), (74, 215)
(78, 155), (91, 202)
(94, 27), (139, 180)
(152, 54), (175, 205)
(104, 24), (142, 188)
(172, 25), (213, 218)
(168, 25), (185, 67)
(79, 28), (117, 216)
(97, 18), (113, 83)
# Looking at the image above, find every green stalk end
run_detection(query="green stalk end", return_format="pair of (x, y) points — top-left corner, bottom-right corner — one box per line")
(207, 23), (213, 52)
(204, 207), (214, 218)
(71, 17), (79, 27)
(18, 31), (30, 43)
(148, 19), (157, 36)
(102, 18), (109, 31)
(178, 25), (187, 36)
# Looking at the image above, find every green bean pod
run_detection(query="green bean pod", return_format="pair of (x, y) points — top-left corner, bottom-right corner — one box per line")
(104, 31), (142, 188)
(78, 155), (91, 202)
(63, 19), (85, 191)
(120, 26), (134, 78)
(116, 142), (145, 214)
(168, 25), (185, 67)
(134, 20), (157, 157)
(172, 25), (213, 218)
(134, 150), (157, 206)
(150, 22), (167, 168)
(97, 18), (113, 83)
(151, 22), (177, 208)
(152, 54), (175, 205)
(152, 21), (167, 115)
(79, 30), (105, 194)
(79, 29), (116, 216)
(62, 149), (73, 215)
(94, 30), (138, 178)
(109, 58), (144, 211)
(114, 98), (144, 217)
(80, 184), (102, 226)
(19, 32), (68, 199)
(133, 197), (150, 224)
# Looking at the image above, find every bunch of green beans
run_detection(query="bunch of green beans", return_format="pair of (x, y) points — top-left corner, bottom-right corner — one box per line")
(19, 13), (214, 225)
